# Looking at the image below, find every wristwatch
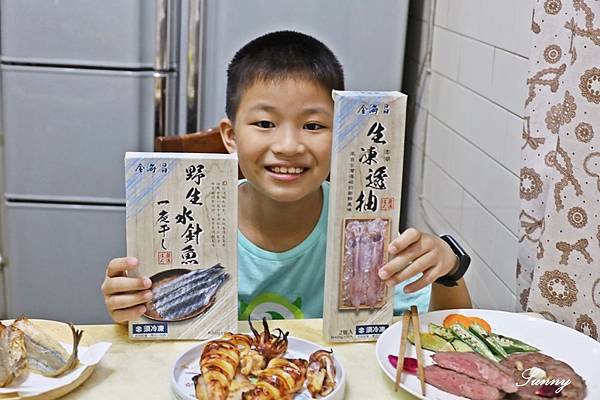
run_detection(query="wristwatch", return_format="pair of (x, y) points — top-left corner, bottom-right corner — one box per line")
(435, 234), (471, 287)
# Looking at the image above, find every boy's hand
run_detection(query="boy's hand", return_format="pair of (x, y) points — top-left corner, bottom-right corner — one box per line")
(378, 228), (458, 293)
(101, 257), (153, 324)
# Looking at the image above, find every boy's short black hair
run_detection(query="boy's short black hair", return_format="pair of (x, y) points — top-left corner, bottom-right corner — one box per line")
(226, 30), (345, 120)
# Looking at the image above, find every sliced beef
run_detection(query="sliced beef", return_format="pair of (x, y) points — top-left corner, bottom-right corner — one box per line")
(432, 351), (517, 393)
(501, 352), (587, 400)
(424, 364), (505, 400)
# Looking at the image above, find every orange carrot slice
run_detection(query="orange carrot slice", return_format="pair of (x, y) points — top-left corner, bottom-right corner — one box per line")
(468, 317), (492, 333)
(443, 314), (472, 329)
(442, 314), (493, 333)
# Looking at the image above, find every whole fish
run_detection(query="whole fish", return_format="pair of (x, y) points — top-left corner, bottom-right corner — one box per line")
(12, 317), (83, 377)
(0, 322), (28, 387)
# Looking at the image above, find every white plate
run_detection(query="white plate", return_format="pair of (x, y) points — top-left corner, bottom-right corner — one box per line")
(172, 336), (346, 400)
(375, 309), (600, 400)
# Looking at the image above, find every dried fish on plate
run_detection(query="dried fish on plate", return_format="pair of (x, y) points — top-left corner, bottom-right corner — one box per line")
(149, 264), (230, 321)
(0, 321), (28, 387)
(12, 317), (83, 377)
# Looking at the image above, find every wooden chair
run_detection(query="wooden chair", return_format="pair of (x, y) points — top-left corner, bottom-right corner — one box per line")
(154, 127), (227, 153)
(155, 127), (244, 178)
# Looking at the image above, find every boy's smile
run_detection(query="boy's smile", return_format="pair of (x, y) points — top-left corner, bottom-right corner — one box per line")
(222, 77), (333, 203)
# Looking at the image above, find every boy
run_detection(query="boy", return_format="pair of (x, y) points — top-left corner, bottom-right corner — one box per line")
(102, 31), (471, 323)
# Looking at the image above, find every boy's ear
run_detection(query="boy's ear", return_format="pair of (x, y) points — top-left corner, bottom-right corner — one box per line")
(219, 117), (237, 154)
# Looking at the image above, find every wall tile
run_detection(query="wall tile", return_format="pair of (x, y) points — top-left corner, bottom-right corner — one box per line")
(432, 27), (461, 80)
(503, 112), (523, 175)
(425, 114), (451, 170)
(491, 49), (529, 116)
(458, 36), (494, 97)
(489, 223), (519, 290)
(460, 192), (495, 264)
(429, 72), (471, 135)
(422, 159), (463, 230)
(434, 0), (449, 28)
(464, 253), (517, 311)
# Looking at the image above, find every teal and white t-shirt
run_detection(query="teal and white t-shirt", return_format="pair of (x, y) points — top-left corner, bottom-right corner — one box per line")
(237, 181), (431, 320)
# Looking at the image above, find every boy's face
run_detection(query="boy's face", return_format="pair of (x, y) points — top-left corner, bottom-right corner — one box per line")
(221, 78), (333, 203)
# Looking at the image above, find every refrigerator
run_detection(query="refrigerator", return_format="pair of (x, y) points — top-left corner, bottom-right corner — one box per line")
(0, 0), (409, 323)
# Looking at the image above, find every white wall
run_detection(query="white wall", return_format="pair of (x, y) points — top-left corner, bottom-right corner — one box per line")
(401, 0), (532, 310)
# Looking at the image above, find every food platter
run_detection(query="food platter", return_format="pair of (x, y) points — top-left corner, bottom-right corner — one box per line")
(375, 309), (600, 400)
(171, 336), (346, 400)
(0, 319), (101, 400)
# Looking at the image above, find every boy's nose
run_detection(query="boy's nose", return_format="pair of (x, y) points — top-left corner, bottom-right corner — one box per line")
(271, 126), (305, 155)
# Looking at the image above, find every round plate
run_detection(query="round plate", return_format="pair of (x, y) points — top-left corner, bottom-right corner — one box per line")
(375, 309), (600, 400)
(171, 336), (346, 400)
(0, 319), (97, 400)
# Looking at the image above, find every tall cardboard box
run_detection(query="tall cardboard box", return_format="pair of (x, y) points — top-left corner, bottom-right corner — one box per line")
(323, 91), (406, 342)
(125, 152), (237, 340)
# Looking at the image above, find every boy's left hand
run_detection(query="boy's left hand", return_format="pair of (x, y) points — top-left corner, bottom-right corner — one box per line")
(378, 228), (458, 293)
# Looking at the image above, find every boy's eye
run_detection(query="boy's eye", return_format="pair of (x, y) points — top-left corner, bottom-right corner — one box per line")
(254, 120), (275, 129)
(304, 123), (325, 131)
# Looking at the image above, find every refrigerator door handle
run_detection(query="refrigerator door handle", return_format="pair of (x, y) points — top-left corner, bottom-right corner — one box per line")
(154, 72), (176, 139)
(154, 0), (177, 71)
(186, 0), (206, 133)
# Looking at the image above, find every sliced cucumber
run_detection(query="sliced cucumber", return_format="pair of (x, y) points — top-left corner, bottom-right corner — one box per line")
(408, 331), (455, 352)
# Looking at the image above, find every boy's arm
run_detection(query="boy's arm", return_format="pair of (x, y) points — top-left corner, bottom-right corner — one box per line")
(429, 279), (472, 311)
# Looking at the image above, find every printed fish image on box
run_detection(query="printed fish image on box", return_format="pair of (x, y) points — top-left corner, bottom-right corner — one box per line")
(144, 264), (230, 322)
(340, 218), (390, 312)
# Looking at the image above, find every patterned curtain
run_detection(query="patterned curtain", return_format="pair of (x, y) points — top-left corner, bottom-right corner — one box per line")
(517, 0), (600, 341)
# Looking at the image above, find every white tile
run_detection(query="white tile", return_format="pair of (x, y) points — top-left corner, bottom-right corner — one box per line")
(458, 36), (494, 97)
(464, 253), (517, 311)
(429, 72), (471, 135)
(502, 112), (523, 175)
(434, 0), (449, 28)
(445, 127), (473, 191)
(501, 0), (534, 57)
(432, 27), (461, 80)
(453, 0), (482, 38)
(489, 223), (519, 290)
(460, 192), (495, 264)
(465, 90), (506, 162)
(425, 114), (451, 170)
(491, 49), (529, 116)
(422, 157), (464, 230)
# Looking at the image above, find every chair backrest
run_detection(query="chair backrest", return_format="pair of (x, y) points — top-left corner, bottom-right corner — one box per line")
(154, 127), (227, 153)
(154, 128), (244, 178)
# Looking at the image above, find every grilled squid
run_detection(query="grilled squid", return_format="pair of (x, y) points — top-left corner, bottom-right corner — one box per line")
(306, 349), (336, 398)
(222, 332), (265, 376)
(248, 317), (289, 361)
(242, 358), (308, 400)
(195, 339), (240, 400)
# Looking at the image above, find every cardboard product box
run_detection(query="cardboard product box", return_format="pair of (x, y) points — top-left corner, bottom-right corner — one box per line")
(323, 91), (407, 342)
(125, 152), (238, 340)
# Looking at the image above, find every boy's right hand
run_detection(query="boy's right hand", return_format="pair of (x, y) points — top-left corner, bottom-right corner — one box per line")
(101, 257), (153, 324)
